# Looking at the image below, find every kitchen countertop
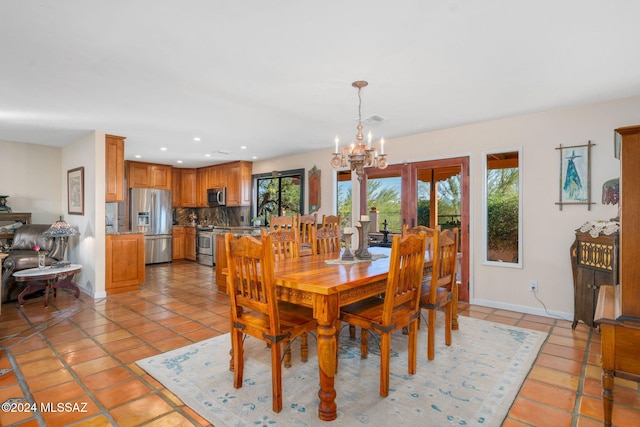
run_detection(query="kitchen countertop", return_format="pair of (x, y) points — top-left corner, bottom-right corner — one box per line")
(106, 231), (145, 235)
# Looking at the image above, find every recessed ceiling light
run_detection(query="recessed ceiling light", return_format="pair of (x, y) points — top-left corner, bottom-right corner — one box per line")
(205, 153), (211, 157)
(177, 160), (183, 164)
(252, 156), (257, 159)
(160, 147), (168, 151)
(240, 146), (247, 150)
(194, 137), (201, 142)
(135, 155), (141, 158)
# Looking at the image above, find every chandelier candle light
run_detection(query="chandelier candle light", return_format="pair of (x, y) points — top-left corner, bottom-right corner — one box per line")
(331, 81), (388, 182)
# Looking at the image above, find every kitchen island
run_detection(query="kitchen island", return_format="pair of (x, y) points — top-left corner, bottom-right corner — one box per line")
(106, 232), (145, 294)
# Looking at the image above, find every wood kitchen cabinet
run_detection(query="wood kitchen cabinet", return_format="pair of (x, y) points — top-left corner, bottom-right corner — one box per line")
(127, 161), (172, 190)
(171, 168), (181, 207)
(185, 226), (196, 261)
(570, 230), (618, 328)
(208, 164), (227, 189)
(105, 134), (125, 202)
(226, 161), (252, 206)
(172, 226), (185, 260)
(179, 169), (197, 207)
(196, 167), (209, 207)
(106, 233), (145, 294)
(595, 125), (640, 426)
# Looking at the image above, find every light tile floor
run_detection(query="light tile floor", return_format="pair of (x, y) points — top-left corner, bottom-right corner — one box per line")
(0, 261), (638, 426)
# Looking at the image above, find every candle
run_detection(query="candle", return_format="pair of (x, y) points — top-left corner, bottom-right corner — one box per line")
(380, 137), (385, 155)
(367, 131), (372, 149)
(344, 227), (352, 235)
(334, 136), (339, 153)
(361, 215), (369, 221)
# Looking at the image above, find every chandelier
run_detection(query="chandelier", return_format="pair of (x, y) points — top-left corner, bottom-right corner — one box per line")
(331, 81), (388, 182)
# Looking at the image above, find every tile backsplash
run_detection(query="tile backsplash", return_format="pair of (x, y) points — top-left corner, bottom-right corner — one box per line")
(175, 206), (250, 227)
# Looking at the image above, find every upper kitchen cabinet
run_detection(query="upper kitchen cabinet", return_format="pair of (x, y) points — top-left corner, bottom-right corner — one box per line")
(208, 164), (227, 189)
(127, 161), (172, 190)
(171, 167), (181, 207)
(196, 167), (209, 207)
(226, 161), (252, 206)
(105, 134), (125, 202)
(179, 168), (197, 207)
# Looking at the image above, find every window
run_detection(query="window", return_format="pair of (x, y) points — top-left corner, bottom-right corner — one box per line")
(255, 169), (304, 226)
(337, 170), (352, 228)
(483, 149), (521, 267)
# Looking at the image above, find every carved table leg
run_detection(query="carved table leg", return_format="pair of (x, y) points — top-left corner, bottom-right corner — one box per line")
(17, 280), (46, 306)
(53, 276), (80, 299)
(602, 368), (614, 427)
(315, 294), (338, 421)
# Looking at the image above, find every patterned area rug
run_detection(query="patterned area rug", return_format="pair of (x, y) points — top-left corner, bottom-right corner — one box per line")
(136, 315), (546, 426)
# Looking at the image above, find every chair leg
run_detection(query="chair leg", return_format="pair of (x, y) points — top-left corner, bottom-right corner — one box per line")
(271, 342), (283, 413)
(428, 308), (436, 360)
(349, 325), (356, 340)
(301, 332), (309, 363)
(232, 329), (244, 389)
(284, 341), (292, 368)
(380, 332), (391, 397)
(445, 303), (452, 347)
(360, 328), (369, 359)
(452, 281), (460, 330)
(408, 319), (418, 375)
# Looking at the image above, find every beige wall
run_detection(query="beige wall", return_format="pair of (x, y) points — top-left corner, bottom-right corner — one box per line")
(62, 131), (106, 299)
(0, 140), (62, 223)
(254, 95), (640, 318)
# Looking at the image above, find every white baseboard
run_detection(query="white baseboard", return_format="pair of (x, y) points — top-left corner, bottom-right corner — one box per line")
(470, 298), (574, 323)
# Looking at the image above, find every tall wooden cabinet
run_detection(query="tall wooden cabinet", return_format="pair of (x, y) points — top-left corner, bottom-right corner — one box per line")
(595, 125), (640, 426)
(105, 134), (125, 202)
(570, 229), (618, 328)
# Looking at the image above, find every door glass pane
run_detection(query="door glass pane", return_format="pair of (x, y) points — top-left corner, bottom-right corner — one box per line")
(256, 170), (303, 225)
(484, 150), (521, 266)
(337, 170), (352, 229)
(367, 173), (402, 232)
(436, 167), (462, 231)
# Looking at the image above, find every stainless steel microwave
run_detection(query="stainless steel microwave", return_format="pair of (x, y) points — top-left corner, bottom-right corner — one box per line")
(207, 188), (226, 207)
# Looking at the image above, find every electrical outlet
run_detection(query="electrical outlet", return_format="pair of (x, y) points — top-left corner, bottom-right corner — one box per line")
(528, 280), (538, 293)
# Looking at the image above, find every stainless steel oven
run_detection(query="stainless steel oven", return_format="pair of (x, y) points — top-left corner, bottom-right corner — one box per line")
(196, 230), (215, 266)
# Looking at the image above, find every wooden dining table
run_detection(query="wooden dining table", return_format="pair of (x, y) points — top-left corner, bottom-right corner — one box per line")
(273, 246), (422, 421)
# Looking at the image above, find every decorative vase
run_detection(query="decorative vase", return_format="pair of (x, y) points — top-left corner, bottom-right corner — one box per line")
(38, 254), (45, 269)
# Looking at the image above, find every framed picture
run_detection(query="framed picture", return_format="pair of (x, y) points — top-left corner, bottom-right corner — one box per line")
(67, 167), (84, 215)
(555, 142), (594, 210)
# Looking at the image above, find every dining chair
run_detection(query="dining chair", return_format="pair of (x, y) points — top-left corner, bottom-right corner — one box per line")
(268, 227), (300, 261)
(225, 232), (317, 413)
(269, 215), (296, 232)
(339, 232), (426, 397)
(297, 213), (317, 256)
(265, 227), (309, 367)
(421, 227), (459, 360)
(312, 226), (341, 254)
(321, 214), (341, 231)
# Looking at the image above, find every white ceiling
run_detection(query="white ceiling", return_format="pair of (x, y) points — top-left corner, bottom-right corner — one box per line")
(2, 1), (640, 167)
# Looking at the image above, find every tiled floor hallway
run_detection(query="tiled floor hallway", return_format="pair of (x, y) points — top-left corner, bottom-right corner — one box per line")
(0, 261), (639, 426)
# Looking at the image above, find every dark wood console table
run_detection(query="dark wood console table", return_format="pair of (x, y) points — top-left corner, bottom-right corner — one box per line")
(13, 264), (81, 307)
(570, 228), (618, 329)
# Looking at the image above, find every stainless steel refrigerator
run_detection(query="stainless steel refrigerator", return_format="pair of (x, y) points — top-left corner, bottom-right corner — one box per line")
(130, 188), (172, 264)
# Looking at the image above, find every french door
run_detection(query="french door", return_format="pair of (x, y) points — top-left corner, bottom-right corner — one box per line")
(360, 157), (470, 301)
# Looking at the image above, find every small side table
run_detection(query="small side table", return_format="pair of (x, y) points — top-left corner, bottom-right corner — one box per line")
(13, 264), (82, 307)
